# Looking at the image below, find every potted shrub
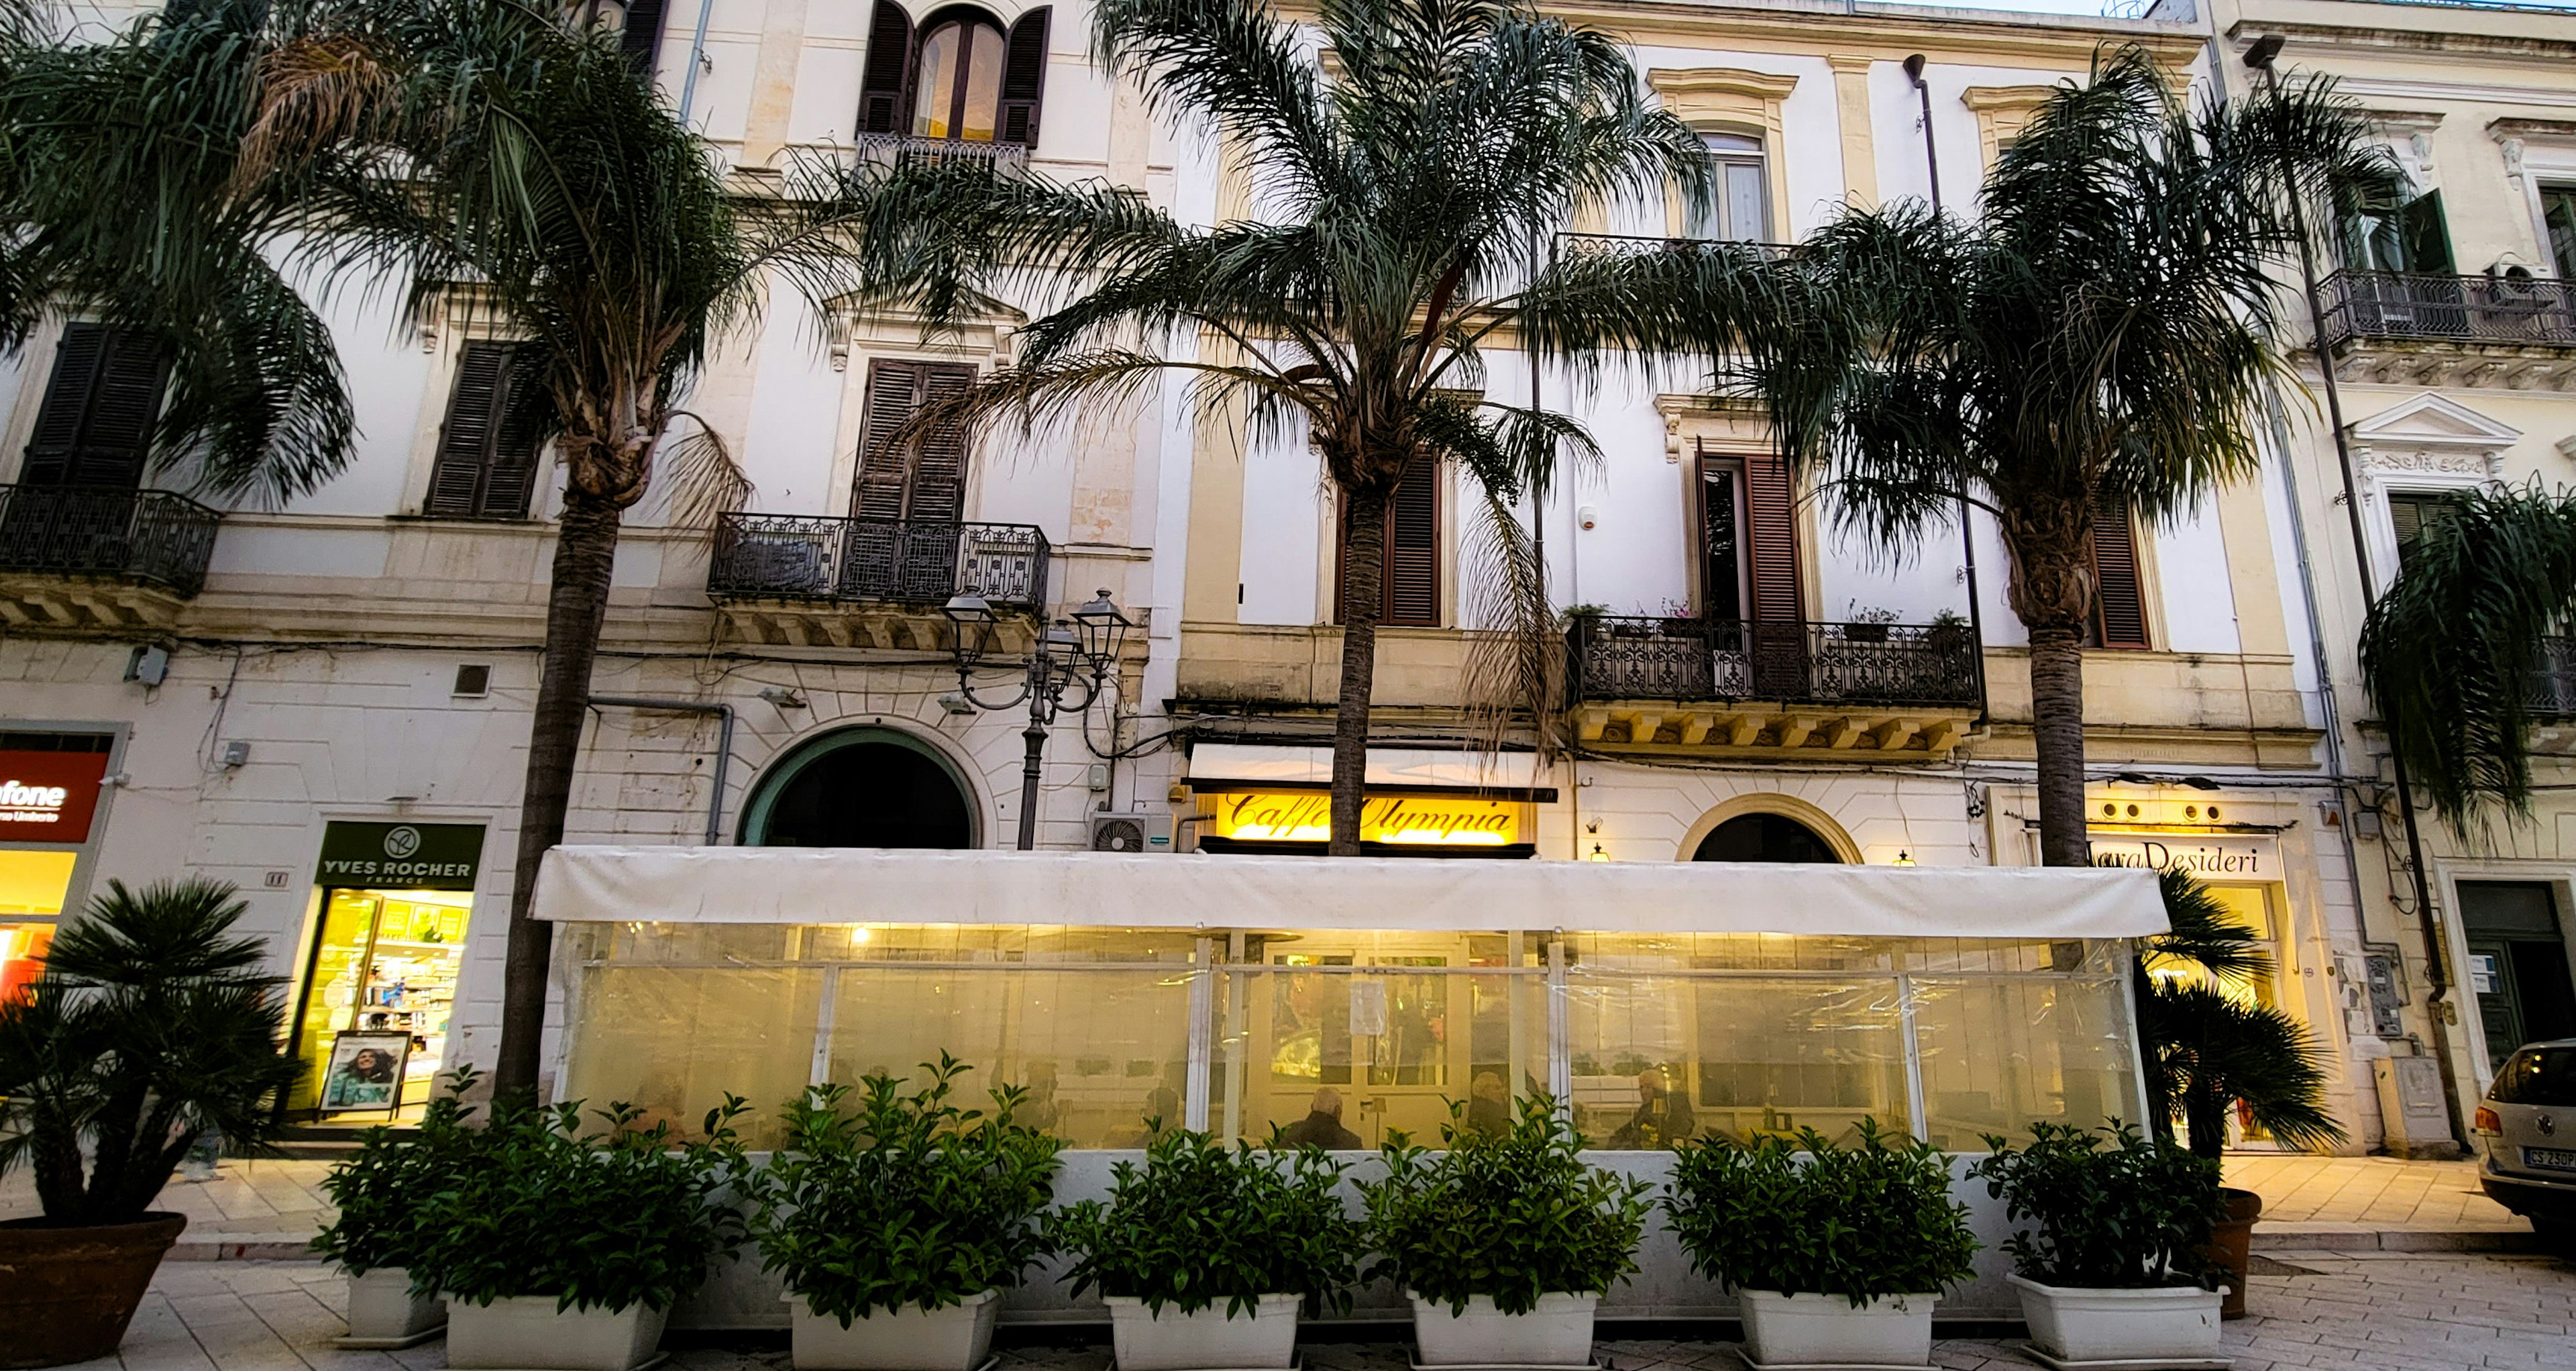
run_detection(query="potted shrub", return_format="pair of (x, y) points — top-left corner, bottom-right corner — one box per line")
(1049, 1128), (1356, 1371)
(1666, 1120), (1976, 1370)
(1359, 1096), (1651, 1368)
(410, 1096), (750, 1371)
(0, 878), (303, 1369)
(1972, 1122), (2226, 1367)
(750, 1057), (1064, 1371)
(310, 1069), (489, 1347)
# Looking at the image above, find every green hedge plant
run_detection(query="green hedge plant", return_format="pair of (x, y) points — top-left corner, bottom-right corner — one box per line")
(311, 1067), (488, 1274)
(1049, 1128), (1358, 1317)
(1972, 1121), (2222, 1290)
(1359, 1095), (1652, 1315)
(1664, 1119), (1978, 1307)
(751, 1056), (1065, 1325)
(407, 1096), (750, 1313)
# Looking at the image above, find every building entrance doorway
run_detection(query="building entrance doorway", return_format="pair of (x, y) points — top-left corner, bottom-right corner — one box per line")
(742, 727), (977, 848)
(2461, 880), (2576, 1071)
(1693, 812), (1841, 863)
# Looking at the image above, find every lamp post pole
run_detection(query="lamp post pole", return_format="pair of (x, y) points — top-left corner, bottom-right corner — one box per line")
(945, 589), (1132, 850)
(1904, 52), (1988, 727)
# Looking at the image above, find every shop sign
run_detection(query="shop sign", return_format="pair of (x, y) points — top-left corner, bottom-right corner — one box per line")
(0, 749), (108, 843)
(1207, 791), (1522, 847)
(2088, 831), (2276, 878)
(316, 822), (485, 891)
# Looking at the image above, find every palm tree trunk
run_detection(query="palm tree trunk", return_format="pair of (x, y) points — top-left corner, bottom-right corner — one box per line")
(492, 491), (625, 1103)
(2028, 622), (2092, 867)
(1332, 483), (1389, 857)
(2182, 1082), (2230, 1160)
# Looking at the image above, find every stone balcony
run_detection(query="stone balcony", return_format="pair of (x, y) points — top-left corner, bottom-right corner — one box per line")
(1566, 615), (1984, 758)
(2317, 270), (2576, 391)
(706, 512), (1051, 650)
(0, 485), (221, 632)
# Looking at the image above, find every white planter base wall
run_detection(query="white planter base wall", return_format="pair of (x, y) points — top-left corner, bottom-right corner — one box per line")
(1106, 1293), (1300, 1371)
(2009, 1276), (2226, 1369)
(1735, 1290), (1937, 1370)
(1409, 1292), (1599, 1368)
(788, 1288), (1002, 1371)
(338, 1267), (447, 1349)
(445, 1295), (671, 1371)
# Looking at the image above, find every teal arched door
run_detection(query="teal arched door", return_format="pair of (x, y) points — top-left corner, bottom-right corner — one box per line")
(740, 727), (979, 848)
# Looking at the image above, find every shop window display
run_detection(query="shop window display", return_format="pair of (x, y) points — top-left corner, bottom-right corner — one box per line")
(290, 888), (471, 1119)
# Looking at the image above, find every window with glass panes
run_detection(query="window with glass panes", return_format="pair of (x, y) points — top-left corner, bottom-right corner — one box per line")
(1686, 132), (1770, 243)
(2544, 185), (2576, 281)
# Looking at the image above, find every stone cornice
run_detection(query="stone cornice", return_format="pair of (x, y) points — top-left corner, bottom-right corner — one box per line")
(2222, 19), (2576, 66)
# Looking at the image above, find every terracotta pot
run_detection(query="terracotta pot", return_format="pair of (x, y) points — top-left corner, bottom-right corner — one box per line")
(2202, 1186), (2263, 1321)
(0, 1211), (188, 1368)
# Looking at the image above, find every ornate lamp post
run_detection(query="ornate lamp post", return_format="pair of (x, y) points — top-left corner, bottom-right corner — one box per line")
(942, 587), (1131, 850)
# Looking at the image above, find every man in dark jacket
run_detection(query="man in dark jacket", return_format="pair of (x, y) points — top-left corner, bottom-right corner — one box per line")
(1276, 1086), (1362, 1148)
(1607, 1067), (1697, 1149)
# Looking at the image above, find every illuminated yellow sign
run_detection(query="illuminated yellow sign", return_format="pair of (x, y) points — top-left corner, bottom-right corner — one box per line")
(1207, 792), (1522, 847)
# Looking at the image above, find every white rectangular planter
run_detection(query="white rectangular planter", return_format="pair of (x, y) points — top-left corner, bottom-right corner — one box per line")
(339, 1266), (446, 1347)
(445, 1294), (670, 1371)
(1408, 1291), (1599, 1368)
(786, 1288), (1000, 1371)
(1735, 1290), (1936, 1370)
(1106, 1292), (1299, 1371)
(2009, 1276), (2224, 1366)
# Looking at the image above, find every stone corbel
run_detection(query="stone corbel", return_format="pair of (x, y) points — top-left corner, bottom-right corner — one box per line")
(826, 313), (853, 372)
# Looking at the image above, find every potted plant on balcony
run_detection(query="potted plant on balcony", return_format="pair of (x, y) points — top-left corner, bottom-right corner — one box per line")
(409, 1096), (751, 1371)
(0, 877), (303, 1370)
(750, 1057), (1064, 1371)
(1843, 605), (1900, 644)
(1360, 1096), (1652, 1368)
(310, 1069), (490, 1347)
(1049, 1129), (1356, 1371)
(1972, 1122), (2226, 1368)
(1664, 1120), (1977, 1370)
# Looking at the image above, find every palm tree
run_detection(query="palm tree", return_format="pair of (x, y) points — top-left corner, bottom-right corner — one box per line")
(0, 0), (356, 502)
(873, 0), (1793, 854)
(2358, 483), (2576, 836)
(246, 0), (890, 1099)
(2137, 870), (2343, 1157)
(1770, 46), (2387, 866)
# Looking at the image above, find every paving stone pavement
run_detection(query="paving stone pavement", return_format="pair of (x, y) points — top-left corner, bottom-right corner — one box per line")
(62, 1251), (2576, 1371)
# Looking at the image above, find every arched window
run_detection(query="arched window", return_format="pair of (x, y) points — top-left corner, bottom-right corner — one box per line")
(858, 3), (1053, 148)
(741, 727), (978, 848)
(1692, 812), (1839, 863)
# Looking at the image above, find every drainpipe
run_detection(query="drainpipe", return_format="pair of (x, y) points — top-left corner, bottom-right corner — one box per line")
(676, 0), (717, 125)
(587, 696), (737, 844)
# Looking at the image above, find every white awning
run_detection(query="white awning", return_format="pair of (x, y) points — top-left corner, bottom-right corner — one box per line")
(533, 846), (2167, 940)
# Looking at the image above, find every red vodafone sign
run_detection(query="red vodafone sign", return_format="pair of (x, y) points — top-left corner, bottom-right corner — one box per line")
(0, 750), (109, 843)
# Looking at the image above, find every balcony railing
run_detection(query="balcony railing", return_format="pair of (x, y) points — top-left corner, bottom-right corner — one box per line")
(708, 513), (1049, 612)
(855, 133), (1030, 170)
(0, 485), (221, 597)
(1556, 232), (1796, 264)
(2318, 270), (2576, 350)
(2532, 637), (2576, 719)
(1568, 615), (1982, 709)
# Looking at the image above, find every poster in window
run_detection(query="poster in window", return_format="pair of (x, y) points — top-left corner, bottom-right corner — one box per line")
(321, 1031), (411, 1112)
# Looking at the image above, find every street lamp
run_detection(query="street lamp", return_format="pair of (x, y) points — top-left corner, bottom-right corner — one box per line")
(943, 587), (1131, 850)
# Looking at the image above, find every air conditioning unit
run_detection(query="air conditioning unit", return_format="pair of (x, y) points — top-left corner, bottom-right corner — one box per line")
(1089, 811), (1175, 854)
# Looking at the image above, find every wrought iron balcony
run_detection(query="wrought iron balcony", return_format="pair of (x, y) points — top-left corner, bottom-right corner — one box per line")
(2318, 271), (2576, 352)
(709, 513), (1049, 613)
(854, 133), (1030, 170)
(0, 484), (221, 604)
(2532, 637), (2576, 720)
(1556, 232), (1796, 264)
(1570, 615), (1982, 709)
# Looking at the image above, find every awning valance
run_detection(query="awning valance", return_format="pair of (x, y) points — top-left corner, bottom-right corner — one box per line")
(533, 846), (2167, 940)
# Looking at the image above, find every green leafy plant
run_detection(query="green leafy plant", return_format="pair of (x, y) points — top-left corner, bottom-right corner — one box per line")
(1359, 1095), (1651, 1315)
(2139, 870), (2345, 1157)
(311, 1067), (489, 1274)
(0, 876), (303, 1225)
(1663, 1119), (1977, 1306)
(1972, 1122), (2222, 1290)
(751, 1056), (1065, 1325)
(407, 1095), (751, 1312)
(1049, 1128), (1357, 1317)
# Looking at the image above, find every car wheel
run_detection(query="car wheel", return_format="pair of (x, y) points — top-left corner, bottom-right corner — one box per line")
(2532, 1216), (2576, 1259)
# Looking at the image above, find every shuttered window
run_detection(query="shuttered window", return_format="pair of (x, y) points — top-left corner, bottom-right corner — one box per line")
(2090, 502), (2151, 650)
(425, 342), (545, 519)
(21, 323), (167, 489)
(998, 9), (1050, 147)
(2388, 491), (2459, 569)
(1742, 449), (1802, 623)
(858, 1), (913, 136)
(853, 358), (976, 523)
(1336, 455), (1440, 628)
(618, 0), (666, 74)
(855, 1), (1049, 147)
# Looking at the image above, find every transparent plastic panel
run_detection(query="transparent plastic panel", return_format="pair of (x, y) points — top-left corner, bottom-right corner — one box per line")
(1565, 973), (1911, 1147)
(1910, 975), (2143, 1152)
(560, 965), (825, 1148)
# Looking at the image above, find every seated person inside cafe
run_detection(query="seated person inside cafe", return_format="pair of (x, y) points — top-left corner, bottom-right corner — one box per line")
(1608, 1066), (1697, 1148)
(1275, 1086), (1363, 1149)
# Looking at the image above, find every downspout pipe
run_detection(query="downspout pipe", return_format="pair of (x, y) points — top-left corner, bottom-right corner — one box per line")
(676, 0), (717, 125)
(587, 695), (737, 845)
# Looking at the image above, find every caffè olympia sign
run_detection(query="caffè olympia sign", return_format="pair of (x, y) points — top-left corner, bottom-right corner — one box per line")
(1205, 791), (1523, 847)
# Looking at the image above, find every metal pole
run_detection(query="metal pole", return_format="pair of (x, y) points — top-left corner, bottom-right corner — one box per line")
(586, 695), (737, 844)
(2249, 45), (2466, 1148)
(1017, 717), (1047, 853)
(676, 0), (717, 124)
(1909, 56), (1988, 729)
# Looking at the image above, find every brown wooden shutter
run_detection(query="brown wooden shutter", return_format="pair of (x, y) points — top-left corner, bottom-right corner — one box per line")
(998, 7), (1050, 148)
(22, 323), (164, 488)
(2387, 491), (2456, 570)
(1741, 449), (1801, 623)
(2090, 503), (2151, 650)
(1385, 456), (1439, 626)
(619, 0), (667, 74)
(853, 358), (977, 521)
(857, 0), (914, 136)
(425, 342), (542, 518)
